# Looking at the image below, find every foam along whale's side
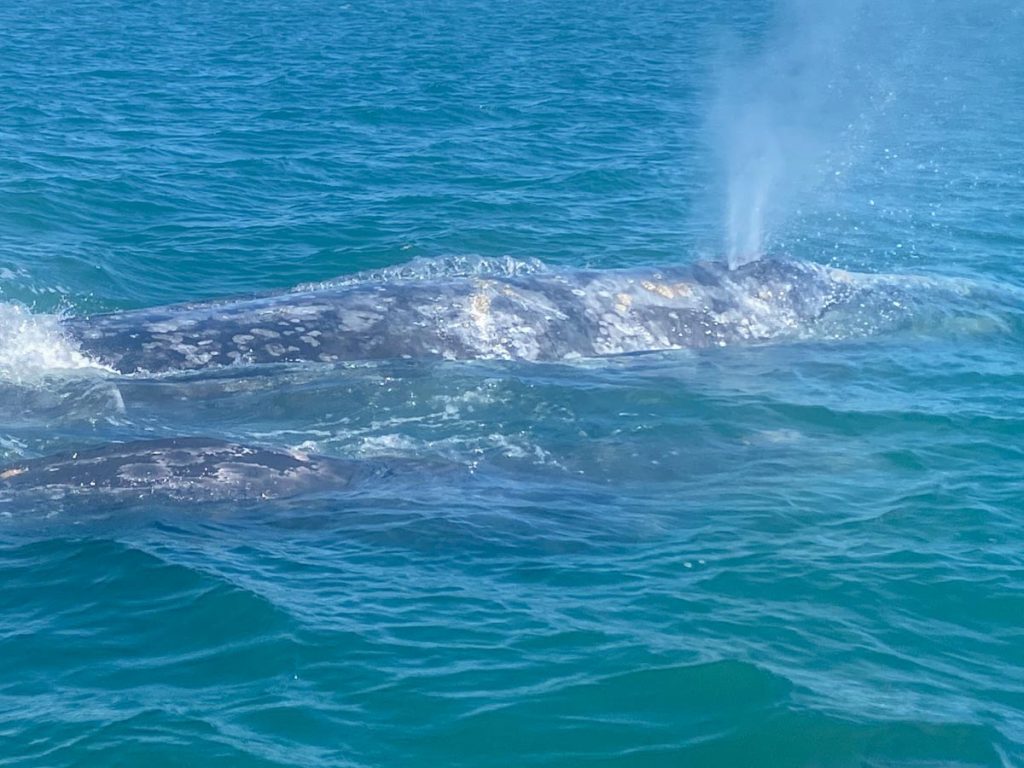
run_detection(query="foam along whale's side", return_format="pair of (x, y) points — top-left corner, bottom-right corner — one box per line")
(62, 258), (916, 375)
(0, 438), (411, 506)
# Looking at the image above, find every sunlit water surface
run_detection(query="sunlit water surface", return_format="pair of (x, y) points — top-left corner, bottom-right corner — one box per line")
(1, 0), (1023, 765)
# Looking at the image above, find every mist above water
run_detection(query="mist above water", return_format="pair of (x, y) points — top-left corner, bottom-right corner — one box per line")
(711, 1), (916, 268)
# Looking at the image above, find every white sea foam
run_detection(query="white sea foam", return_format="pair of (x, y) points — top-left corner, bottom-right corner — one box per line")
(293, 255), (550, 292)
(0, 302), (114, 384)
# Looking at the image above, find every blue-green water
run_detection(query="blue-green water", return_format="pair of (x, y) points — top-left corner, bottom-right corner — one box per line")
(2, 0), (1023, 765)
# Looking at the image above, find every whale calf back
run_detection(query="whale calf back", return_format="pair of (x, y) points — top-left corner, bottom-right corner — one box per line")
(0, 437), (409, 507)
(62, 258), (908, 376)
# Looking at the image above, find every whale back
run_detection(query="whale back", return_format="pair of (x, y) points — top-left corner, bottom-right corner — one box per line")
(0, 437), (385, 504)
(62, 259), (889, 375)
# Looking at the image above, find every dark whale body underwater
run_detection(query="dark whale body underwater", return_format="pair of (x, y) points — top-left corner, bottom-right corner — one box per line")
(62, 258), (920, 375)
(0, 437), (430, 507)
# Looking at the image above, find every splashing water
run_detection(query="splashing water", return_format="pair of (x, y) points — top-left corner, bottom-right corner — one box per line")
(0, 302), (112, 384)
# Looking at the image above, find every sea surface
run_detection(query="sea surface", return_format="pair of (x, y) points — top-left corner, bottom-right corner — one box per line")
(1, 0), (1023, 765)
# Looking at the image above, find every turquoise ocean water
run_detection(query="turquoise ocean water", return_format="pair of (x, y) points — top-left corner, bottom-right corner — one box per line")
(2, 0), (1023, 765)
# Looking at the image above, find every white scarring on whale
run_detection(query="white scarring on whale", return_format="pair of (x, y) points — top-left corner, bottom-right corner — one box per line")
(60, 258), (931, 375)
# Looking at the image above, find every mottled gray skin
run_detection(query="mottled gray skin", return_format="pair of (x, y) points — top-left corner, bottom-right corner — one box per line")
(0, 438), (406, 504)
(64, 259), (887, 375)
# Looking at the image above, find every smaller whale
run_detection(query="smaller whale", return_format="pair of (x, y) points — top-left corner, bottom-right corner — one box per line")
(0, 437), (427, 508)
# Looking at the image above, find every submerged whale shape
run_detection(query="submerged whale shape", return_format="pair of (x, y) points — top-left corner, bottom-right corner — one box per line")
(0, 437), (419, 506)
(62, 258), (917, 375)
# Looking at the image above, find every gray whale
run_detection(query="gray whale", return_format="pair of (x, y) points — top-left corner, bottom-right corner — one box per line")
(0, 437), (419, 505)
(63, 258), (912, 375)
